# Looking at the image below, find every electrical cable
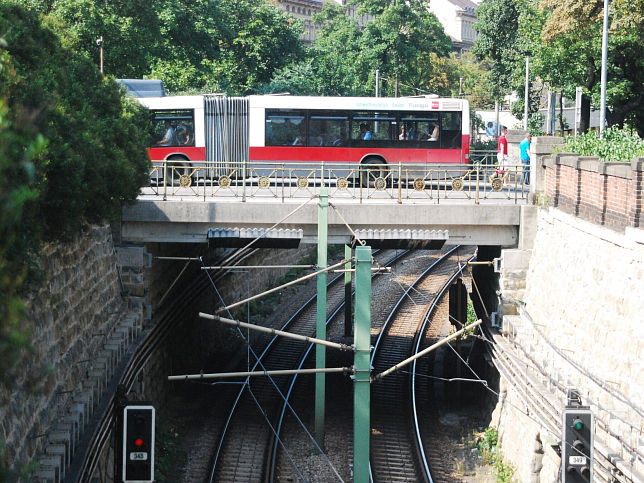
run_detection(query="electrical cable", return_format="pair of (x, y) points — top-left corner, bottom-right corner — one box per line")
(200, 258), (345, 481)
(246, 386), (308, 483)
(514, 299), (644, 420)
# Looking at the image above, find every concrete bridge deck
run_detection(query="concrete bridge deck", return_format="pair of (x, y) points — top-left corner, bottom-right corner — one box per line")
(122, 188), (534, 247)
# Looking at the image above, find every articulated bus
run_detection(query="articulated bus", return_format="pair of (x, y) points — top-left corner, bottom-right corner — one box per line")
(139, 94), (470, 178)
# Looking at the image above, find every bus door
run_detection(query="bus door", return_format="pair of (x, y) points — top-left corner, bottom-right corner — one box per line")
(204, 96), (249, 178)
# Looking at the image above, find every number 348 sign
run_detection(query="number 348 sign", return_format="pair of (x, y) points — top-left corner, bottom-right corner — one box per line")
(130, 452), (149, 461)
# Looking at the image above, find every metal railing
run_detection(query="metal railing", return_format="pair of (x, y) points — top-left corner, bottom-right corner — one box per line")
(145, 158), (530, 204)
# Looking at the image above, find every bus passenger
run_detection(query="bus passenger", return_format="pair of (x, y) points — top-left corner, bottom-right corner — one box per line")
(360, 123), (373, 140)
(176, 124), (191, 145)
(156, 121), (176, 146)
(292, 131), (304, 145)
(429, 122), (439, 141)
(399, 126), (407, 140)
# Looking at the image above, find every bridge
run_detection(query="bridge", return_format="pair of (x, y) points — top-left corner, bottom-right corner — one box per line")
(121, 160), (535, 248)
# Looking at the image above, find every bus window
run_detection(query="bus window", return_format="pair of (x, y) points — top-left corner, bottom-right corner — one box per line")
(266, 110), (306, 146)
(150, 109), (195, 147)
(351, 112), (397, 145)
(439, 112), (462, 148)
(309, 111), (348, 147)
(400, 113), (439, 147)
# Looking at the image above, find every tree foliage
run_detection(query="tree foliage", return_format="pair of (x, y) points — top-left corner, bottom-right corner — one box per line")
(472, 0), (525, 98)
(0, 2), (151, 387)
(26, 0), (305, 95)
(474, 0), (644, 134)
(263, 0), (452, 97)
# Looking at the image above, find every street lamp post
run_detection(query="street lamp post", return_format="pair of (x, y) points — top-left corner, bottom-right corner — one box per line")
(96, 36), (104, 75)
(524, 57), (529, 131)
(599, 0), (609, 137)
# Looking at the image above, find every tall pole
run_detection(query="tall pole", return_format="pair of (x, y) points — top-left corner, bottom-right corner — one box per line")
(315, 187), (328, 448)
(599, 0), (609, 137)
(96, 36), (104, 75)
(375, 69), (380, 98)
(524, 57), (529, 131)
(353, 246), (371, 483)
(344, 244), (353, 337)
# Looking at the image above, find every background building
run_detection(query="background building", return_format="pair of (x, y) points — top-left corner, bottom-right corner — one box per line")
(427, 0), (479, 53)
(271, 0), (372, 45)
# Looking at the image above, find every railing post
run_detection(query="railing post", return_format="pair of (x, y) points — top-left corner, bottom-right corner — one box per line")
(163, 160), (167, 201)
(475, 164), (480, 204)
(354, 245), (371, 483)
(315, 186), (328, 448)
(397, 162), (402, 204)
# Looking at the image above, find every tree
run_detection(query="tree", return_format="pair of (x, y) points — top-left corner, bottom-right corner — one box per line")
(264, 0), (453, 97)
(0, 2), (150, 242)
(26, 0), (161, 78)
(206, 0), (305, 95)
(472, 0), (525, 100)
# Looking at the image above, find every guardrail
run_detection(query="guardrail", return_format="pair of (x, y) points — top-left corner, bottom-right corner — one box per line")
(145, 158), (529, 204)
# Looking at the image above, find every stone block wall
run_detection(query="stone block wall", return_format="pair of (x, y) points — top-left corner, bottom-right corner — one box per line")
(1, 225), (133, 470)
(494, 210), (644, 482)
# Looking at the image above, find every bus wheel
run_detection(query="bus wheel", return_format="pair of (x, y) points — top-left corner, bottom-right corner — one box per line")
(360, 157), (384, 188)
(167, 156), (191, 186)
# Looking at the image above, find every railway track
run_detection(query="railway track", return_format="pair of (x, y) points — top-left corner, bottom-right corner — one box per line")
(266, 247), (477, 482)
(369, 246), (475, 482)
(71, 246), (259, 481)
(209, 249), (410, 482)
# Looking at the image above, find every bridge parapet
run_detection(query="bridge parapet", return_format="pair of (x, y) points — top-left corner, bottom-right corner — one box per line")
(537, 148), (643, 231)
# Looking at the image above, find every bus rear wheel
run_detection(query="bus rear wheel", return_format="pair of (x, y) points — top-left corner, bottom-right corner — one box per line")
(166, 155), (191, 186)
(360, 157), (387, 188)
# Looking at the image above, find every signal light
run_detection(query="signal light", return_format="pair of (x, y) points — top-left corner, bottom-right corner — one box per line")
(562, 407), (593, 483)
(122, 405), (155, 483)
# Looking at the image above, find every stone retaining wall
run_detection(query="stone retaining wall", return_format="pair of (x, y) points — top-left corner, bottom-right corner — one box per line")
(493, 151), (644, 481)
(0, 225), (141, 472)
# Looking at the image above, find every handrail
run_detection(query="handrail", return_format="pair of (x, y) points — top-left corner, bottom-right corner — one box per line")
(145, 160), (530, 204)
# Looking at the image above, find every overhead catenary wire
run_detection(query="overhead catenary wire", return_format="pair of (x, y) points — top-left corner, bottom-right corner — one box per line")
(198, 258), (346, 481)
(215, 258), (348, 314)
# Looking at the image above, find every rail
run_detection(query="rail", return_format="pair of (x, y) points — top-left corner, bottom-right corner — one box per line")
(145, 159), (530, 204)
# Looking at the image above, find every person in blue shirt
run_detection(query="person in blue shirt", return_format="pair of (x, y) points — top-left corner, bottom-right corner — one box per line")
(519, 133), (532, 185)
(360, 123), (372, 140)
(156, 121), (176, 146)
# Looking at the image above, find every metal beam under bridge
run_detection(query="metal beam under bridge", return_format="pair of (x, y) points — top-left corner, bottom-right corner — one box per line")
(121, 199), (533, 248)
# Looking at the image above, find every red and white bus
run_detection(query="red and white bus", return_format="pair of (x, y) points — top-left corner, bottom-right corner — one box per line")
(140, 94), (470, 170)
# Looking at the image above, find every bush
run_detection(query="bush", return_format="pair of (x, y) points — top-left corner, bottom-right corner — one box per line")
(0, 2), (151, 242)
(0, 2), (151, 390)
(559, 127), (644, 162)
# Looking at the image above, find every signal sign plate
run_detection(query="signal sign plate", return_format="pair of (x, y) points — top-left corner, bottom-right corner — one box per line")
(569, 456), (586, 465)
(130, 452), (149, 461)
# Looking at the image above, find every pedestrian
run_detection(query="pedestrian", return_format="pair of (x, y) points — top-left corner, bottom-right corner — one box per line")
(493, 125), (509, 181)
(520, 132), (531, 185)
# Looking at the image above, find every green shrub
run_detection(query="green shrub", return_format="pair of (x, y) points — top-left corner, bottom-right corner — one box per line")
(471, 139), (498, 151)
(559, 127), (644, 162)
(476, 427), (515, 482)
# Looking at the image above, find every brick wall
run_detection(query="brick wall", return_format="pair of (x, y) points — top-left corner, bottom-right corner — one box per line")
(542, 154), (643, 231)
